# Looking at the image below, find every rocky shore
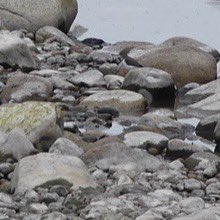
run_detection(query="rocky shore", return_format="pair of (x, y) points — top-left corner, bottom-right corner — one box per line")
(0, 1), (220, 220)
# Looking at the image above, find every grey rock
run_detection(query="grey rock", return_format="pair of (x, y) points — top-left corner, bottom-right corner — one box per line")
(11, 153), (97, 194)
(68, 23), (88, 39)
(0, 0), (78, 33)
(35, 26), (75, 45)
(172, 207), (220, 220)
(206, 182), (220, 195)
(0, 102), (63, 152)
(71, 69), (105, 87)
(160, 36), (220, 61)
(82, 143), (163, 175)
(0, 31), (36, 69)
(137, 45), (217, 88)
(28, 203), (48, 214)
(124, 131), (169, 155)
(177, 79), (220, 118)
(1, 73), (53, 103)
(179, 197), (205, 214)
(0, 128), (37, 162)
(0, 192), (13, 204)
(148, 189), (182, 202)
(166, 139), (211, 160)
(122, 67), (175, 103)
(0, 163), (15, 175)
(41, 192), (59, 204)
(104, 74), (124, 89)
(49, 137), (84, 157)
(81, 89), (147, 115)
(184, 179), (202, 191)
(99, 63), (118, 75)
(49, 76), (75, 90)
(25, 190), (39, 203)
(196, 114), (220, 140)
(138, 113), (186, 139)
(184, 152), (220, 172)
(136, 210), (164, 220)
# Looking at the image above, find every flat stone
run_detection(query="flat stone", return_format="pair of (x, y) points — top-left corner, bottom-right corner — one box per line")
(11, 153), (97, 194)
(81, 89), (147, 115)
(124, 131), (169, 154)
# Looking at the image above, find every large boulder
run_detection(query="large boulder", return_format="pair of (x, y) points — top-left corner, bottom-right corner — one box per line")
(0, 0), (78, 33)
(80, 90), (147, 115)
(0, 102), (63, 150)
(160, 36), (220, 61)
(136, 45), (217, 88)
(0, 31), (36, 69)
(1, 73), (53, 103)
(11, 153), (96, 194)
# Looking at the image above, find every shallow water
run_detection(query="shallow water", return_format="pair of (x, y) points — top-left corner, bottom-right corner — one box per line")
(75, 0), (220, 52)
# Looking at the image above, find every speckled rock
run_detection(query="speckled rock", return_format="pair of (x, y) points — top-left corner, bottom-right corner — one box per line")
(0, 102), (63, 151)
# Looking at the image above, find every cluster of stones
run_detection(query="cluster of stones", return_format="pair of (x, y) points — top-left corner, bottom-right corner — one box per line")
(0, 1), (220, 219)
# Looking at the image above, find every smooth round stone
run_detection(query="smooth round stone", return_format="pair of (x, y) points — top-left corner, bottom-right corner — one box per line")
(81, 90), (147, 114)
(124, 131), (169, 155)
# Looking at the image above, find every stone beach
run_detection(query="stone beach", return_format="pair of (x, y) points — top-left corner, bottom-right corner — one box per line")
(0, 0), (220, 219)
